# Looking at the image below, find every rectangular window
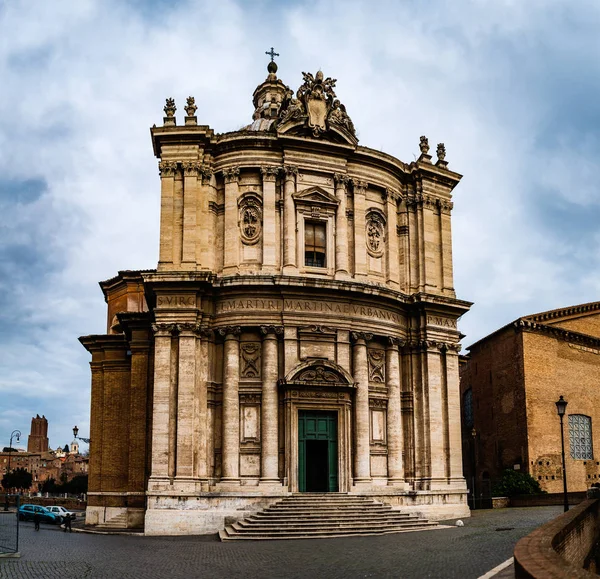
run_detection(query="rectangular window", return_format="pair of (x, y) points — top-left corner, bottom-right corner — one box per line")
(569, 414), (593, 460)
(305, 221), (326, 268)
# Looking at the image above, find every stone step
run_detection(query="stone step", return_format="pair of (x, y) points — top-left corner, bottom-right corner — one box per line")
(220, 522), (438, 541)
(220, 494), (439, 541)
(236, 519), (430, 530)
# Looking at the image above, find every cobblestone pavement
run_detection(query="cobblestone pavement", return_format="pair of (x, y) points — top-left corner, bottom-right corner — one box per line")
(0, 506), (562, 579)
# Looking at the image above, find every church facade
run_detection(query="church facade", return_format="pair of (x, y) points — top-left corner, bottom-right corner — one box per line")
(80, 61), (471, 534)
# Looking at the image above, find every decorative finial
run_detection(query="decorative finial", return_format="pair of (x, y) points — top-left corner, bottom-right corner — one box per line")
(163, 98), (176, 126)
(185, 96), (197, 117)
(436, 143), (446, 162)
(419, 135), (429, 155)
(265, 47), (279, 75)
(164, 98), (176, 117)
(184, 96), (197, 126)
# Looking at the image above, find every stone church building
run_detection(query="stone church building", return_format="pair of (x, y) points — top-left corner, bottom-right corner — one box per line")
(80, 60), (471, 534)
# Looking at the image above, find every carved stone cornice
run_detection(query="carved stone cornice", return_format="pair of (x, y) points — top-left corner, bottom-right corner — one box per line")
(240, 392), (261, 404)
(260, 166), (280, 181)
(514, 319), (600, 350)
(369, 397), (388, 409)
(352, 179), (368, 195)
(260, 325), (284, 336)
(334, 173), (350, 186)
(223, 167), (240, 184)
(283, 165), (298, 179)
(217, 326), (241, 338)
(182, 161), (201, 177)
(158, 160), (178, 177)
(351, 331), (373, 343)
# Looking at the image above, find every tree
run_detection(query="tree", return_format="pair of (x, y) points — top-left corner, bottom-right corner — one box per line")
(1, 468), (33, 492)
(492, 469), (546, 497)
(41, 478), (57, 494)
(2, 447), (17, 453)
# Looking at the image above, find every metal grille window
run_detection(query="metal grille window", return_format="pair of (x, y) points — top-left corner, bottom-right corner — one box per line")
(569, 414), (593, 460)
(463, 388), (473, 430)
(305, 221), (326, 267)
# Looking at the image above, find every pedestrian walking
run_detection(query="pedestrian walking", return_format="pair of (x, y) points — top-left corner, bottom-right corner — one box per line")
(34, 511), (40, 531)
(64, 513), (72, 533)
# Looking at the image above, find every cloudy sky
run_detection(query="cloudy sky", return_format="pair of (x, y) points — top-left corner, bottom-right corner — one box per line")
(1, 0), (599, 450)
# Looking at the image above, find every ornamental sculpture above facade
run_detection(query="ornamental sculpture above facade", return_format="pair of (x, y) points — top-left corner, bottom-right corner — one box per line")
(80, 56), (472, 535)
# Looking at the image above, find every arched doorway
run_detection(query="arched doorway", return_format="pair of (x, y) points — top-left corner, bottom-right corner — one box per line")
(279, 360), (355, 493)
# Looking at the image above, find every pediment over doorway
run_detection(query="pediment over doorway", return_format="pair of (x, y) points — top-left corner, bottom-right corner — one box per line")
(281, 359), (355, 388)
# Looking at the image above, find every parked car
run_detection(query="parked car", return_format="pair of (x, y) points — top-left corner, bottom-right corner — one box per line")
(18, 504), (61, 524)
(47, 506), (77, 522)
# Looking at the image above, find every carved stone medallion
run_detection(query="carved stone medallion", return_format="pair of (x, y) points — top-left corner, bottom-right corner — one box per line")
(366, 211), (385, 257)
(368, 349), (385, 383)
(238, 195), (262, 245)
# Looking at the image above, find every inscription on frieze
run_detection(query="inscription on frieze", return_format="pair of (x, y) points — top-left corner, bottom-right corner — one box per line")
(216, 298), (402, 323)
(157, 295), (196, 307)
(426, 315), (457, 329)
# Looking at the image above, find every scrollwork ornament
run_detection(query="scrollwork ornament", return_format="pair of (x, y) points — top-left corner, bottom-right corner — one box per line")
(353, 179), (368, 194)
(201, 166), (213, 184)
(260, 325), (284, 336)
(151, 322), (177, 337)
(351, 331), (373, 343)
(182, 161), (201, 177)
(260, 166), (280, 181)
(334, 173), (349, 186)
(283, 165), (298, 178)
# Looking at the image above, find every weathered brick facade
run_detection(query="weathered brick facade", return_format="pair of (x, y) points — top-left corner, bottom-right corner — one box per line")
(460, 302), (600, 497)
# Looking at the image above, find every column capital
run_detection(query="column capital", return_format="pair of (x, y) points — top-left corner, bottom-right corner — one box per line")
(158, 160), (177, 177)
(260, 325), (284, 337)
(217, 325), (241, 339)
(387, 336), (406, 348)
(182, 161), (201, 177)
(223, 167), (240, 184)
(334, 173), (350, 186)
(352, 179), (368, 194)
(438, 198), (454, 214)
(260, 166), (280, 181)
(151, 322), (177, 337)
(445, 342), (462, 353)
(351, 331), (373, 344)
(383, 188), (401, 204)
(201, 166), (213, 184)
(283, 165), (298, 179)
(175, 322), (201, 335)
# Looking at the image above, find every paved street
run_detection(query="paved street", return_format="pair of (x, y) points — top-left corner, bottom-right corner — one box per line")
(0, 506), (562, 579)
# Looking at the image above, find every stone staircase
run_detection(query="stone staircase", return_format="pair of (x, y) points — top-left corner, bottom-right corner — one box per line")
(98, 512), (128, 529)
(219, 493), (439, 541)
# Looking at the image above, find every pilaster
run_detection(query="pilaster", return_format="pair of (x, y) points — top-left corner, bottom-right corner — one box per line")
(384, 189), (400, 289)
(283, 165), (298, 274)
(445, 343), (466, 487)
(223, 167), (240, 275)
(352, 332), (372, 484)
(334, 173), (350, 278)
(219, 326), (241, 482)
(352, 180), (368, 280)
(261, 166), (279, 271)
(181, 162), (200, 268)
(439, 199), (455, 296)
(386, 337), (406, 486)
(260, 325), (283, 484)
(158, 161), (177, 270)
(176, 323), (197, 479)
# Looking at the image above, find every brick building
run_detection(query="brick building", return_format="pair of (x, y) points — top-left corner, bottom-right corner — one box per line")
(81, 60), (471, 533)
(27, 415), (49, 453)
(460, 301), (600, 499)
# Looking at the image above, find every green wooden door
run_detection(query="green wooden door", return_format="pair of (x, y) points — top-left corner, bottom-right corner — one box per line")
(298, 411), (338, 492)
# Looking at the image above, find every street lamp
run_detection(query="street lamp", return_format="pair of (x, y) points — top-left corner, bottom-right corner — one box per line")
(471, 427), (477, 509)
(73, 425), (90, 444)
(555, 396), (569, 512)
(3, 429), (21, 511)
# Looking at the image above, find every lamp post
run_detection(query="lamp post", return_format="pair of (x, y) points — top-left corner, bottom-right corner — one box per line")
(555, 396), (569, 512)
(3, 429), (21, 511)
(72, 426), (91, 444)
(471, 427), (477, 509)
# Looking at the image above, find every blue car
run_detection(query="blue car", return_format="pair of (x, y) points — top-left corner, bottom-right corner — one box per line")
(18, 504), (61, 525)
